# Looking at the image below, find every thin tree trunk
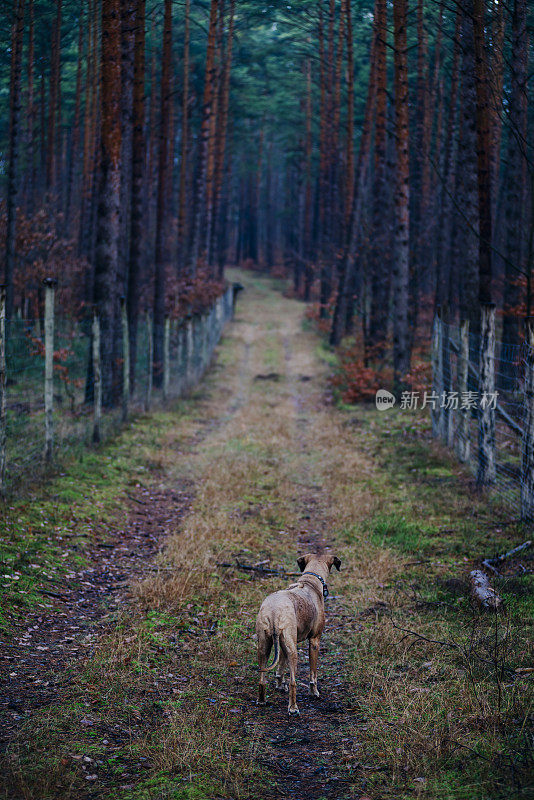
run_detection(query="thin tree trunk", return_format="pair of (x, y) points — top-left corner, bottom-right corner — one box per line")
(435, 8), (461, 310)
(4, 0), (25, 323)
(473, 0), (493, 304)
(500, 0), (527, 388)
(456, 0), (480, 339)
(66, 6), (84, 228)
(369, 0), (388, 354)
(93, 0), (122, 407)
(303, 55), (313, 301)
(127, 0), (145, 393)
(210, 0), (235, 272)
(153, 0), (172, 388)
(25, 0), (35, 213)
(177, 0), (191, 275)
(344, 0), (354, 235)
(46, 0), (62, 199)
(392, 0), (411, 388)
(119, 0), (136, 295)
(189, 0), (220, 274)
(330, 7), (377, 346)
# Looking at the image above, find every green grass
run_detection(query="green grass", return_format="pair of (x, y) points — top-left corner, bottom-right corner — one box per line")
(0, 407), (189, 633)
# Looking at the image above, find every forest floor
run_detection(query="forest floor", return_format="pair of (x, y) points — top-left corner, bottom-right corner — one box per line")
(0, 270), (533, 800)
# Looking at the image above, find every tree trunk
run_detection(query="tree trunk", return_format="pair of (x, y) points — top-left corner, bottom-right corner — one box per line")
(500, 0), (527, 389)
(435, 8), (461, 309)
(66, 6), (84, 228)
(46, 0), (62, 199)
(456, 0), (480, 341)
(177, 0), (191, 275)
(392, 0), (411, 389)
(344, 0), (354, 236)
(189, 0), (220, 274)
(4, 0), (25, 323)
(330, 8), (377, 346)
(473, 0), (493, 305)
(25, 0), (35, 213)
(368, 0), (388, 355)
(210, 0), (235, 272)
(119, 0), (136, 294)
(127, 0), (145, 393)
(93, 0), (122, 407)
(153, 0), (172, 388)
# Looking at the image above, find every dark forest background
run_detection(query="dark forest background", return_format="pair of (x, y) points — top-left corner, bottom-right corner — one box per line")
(0, 0), (533, 400)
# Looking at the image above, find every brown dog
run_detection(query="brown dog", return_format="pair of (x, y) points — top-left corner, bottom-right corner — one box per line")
(255, 552), (341, 714)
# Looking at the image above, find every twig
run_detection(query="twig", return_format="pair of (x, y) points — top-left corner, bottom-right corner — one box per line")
(216, 560), (281, 576)
(482, 540), (532, 576)
(391, 620), (461, 652)
(40, 589), (67, 600)
(127, 493), (148, 505)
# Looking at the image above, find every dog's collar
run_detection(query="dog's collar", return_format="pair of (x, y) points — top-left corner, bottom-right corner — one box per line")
(301, 571), (329, 599)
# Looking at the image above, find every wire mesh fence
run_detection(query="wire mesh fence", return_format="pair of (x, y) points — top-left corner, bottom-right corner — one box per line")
(0, 283), (236, 495)
(431, 305), (532, 522)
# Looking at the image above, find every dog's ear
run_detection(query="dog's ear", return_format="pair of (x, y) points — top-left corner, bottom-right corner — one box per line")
(326, 554), (341, 572)
(297, 554), (311, 572)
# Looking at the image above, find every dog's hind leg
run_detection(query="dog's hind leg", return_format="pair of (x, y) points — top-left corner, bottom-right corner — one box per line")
(308, 636), (320, 697)
(285, 639), (299, 715)
(275, 650), (288, 692)
(257, 633), (271, 705)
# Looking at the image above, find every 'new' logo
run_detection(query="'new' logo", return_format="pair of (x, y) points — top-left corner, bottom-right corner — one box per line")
(375, 389), (396, 411)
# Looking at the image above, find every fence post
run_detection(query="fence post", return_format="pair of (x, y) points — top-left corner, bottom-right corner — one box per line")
(521, 320), (534, 520)
(186, 318), (194, 387)
(92, 310), (102, 443)
(431, 309), (442, 438)
(457, 318), (470, 463)
(440, 308), (453, 447)
(43, 278), (56, 462)
(121, 297), (130, 422)
(0, 286), (6, 495)
(146, 310), (153, 411)
(477, 303), (496, 486)
(163, 316), (170, 401)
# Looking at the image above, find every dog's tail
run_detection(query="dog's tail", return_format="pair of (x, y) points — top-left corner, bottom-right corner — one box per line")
(260, 628), (280, 673)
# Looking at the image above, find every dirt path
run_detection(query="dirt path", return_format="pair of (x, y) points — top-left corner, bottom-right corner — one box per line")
(2, 270), (372, 799)
(146, 269), (374, 799)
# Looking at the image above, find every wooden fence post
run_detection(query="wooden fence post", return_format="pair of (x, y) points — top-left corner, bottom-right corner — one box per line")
(521, 320), (534, 519)
(440, 308), (453, 447)
(457, 318), (470, 463)
(43, 278), (56, 462)
(0, 286), (6, 495)
(121, 297), (130, 421)
(163, 316), (170, 401)
(477, 303), (496, 486)
(92, 310), (102, 443)
(431, 310), (442, 438)
(186, 319), (194, 387)
(146, 311), (153, 411)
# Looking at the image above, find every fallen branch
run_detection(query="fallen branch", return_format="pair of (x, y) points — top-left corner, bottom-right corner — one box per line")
(391, 620), (461, 652)
(127, 493), (148, 505)
(216, 560), (281, 576)
(482, 540), (532, 575)
(40, 589), (67, 600)
(469, 569), (502, 610)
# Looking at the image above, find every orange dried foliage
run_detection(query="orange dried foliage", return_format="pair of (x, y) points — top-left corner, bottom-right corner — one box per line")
(165, 268), (226, 318)
(0, 203), (88, 318)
